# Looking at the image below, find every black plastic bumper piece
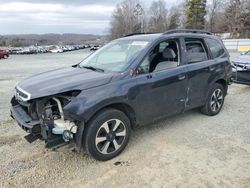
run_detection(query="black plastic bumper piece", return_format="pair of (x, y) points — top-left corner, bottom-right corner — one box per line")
(45, 136), (67, 149)
(11, 104), (70, 150)
(24, 133), (40, 143)
(10, 104), (41, 133)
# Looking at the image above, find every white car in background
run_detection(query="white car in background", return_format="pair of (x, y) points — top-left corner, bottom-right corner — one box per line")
(50, 47), (63, 53)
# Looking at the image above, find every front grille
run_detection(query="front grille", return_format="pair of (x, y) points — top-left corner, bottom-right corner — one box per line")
(233, 62), (250, 70)
(15, 87), (31, 101)
(16, 88), (28, 99)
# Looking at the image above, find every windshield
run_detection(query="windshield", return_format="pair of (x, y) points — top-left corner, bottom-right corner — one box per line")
(79, 40), (149, 72)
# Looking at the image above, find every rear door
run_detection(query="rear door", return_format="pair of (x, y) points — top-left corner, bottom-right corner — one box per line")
(184, 37), (216, 109)
(205, 37), (231, 83)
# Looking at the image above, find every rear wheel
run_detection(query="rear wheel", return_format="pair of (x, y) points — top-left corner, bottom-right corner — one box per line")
(84, 108), (131, 161)
(201, 83), (225, 116)
(3, 55), (8, 59)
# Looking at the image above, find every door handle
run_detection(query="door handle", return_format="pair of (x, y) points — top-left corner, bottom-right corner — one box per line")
(178, 74), (186, 80)
(205, 66), (215, 72)
(209, 67), (216, 71)
(146, 74), (152, 79)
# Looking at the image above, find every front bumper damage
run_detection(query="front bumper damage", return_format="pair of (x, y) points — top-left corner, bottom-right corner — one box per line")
(10, 104), (66, 149)
(10, 104), (40, 132)
(231, 62), (250, 85)
(10, 96), (83, 150)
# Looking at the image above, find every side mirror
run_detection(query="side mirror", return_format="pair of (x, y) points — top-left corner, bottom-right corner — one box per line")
(136, 67), (145, 75)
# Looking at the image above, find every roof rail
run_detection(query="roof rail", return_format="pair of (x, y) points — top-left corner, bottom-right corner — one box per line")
(163, 29), (212, 35)
(124, 32), (156, 37)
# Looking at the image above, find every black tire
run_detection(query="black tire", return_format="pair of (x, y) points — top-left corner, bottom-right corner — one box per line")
(200, 83), (225, 116)
(83, 108), (131, 161)
(3, 55), (8, 59)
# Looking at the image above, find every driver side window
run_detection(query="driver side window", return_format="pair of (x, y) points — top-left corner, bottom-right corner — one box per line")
(137, 39), (179, 75)
(137, 56), (150, 74)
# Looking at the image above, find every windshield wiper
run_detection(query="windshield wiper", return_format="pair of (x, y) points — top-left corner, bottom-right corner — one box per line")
(82, 66), (104, 72)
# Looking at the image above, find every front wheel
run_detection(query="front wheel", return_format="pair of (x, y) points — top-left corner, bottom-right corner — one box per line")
(200, 83), (225, 116)
(3, 55), (8, 59)
(83, 108), (131, 161)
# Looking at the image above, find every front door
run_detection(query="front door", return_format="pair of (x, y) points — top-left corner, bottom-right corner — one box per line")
(133, 39), (188, 124)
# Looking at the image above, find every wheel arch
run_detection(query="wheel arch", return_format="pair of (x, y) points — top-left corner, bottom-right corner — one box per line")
(201, 78), (227, 116)
(204, 78), (228, 105)
(87, 102), (137, 129)
(215, 78), (228, 94)
(74, 102), (136, 150)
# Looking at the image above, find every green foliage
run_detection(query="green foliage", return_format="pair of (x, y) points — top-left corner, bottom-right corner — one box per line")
(185, 0), (207, 29)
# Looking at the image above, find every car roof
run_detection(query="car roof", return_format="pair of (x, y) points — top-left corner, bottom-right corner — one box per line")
(118, 33), (162, 41)
(166, 33), (220, 40)
(117, 32), (220, 42)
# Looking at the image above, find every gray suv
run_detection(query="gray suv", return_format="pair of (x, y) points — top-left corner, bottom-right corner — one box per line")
(11, 29), (232, 161)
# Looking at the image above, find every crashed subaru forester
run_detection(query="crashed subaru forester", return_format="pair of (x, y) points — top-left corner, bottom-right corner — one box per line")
(10, 30), (232, 161)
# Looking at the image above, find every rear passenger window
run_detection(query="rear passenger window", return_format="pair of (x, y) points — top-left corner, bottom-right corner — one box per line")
(185, 39), (208, 64)
(205, 38), (225, 58)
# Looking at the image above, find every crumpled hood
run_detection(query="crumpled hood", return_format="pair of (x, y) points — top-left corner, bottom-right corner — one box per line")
(17, 66), (113, 100)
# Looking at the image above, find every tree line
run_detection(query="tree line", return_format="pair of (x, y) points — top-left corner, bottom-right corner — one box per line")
(0, 34), (103, 47)
(109, 0), (250, 39)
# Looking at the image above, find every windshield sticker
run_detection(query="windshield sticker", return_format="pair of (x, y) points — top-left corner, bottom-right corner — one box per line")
(131, 41), (149, 46)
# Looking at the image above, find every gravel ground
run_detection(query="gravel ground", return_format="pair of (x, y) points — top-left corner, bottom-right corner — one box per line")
(0, 51), (250, 188)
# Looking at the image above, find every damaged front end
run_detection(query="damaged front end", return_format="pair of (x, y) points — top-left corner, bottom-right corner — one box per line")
(231, 62), (250, 85)
(10, 87), (82, 149)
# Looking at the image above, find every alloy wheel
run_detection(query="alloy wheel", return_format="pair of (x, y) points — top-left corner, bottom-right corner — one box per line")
(210, 88), (223, 112)
(95, 119), (126, 155)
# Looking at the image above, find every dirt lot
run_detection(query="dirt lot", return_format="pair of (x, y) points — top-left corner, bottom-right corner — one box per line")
(0, 51), (250, 188)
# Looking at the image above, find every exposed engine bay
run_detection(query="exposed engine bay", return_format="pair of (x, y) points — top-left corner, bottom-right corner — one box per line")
(10, 90), (80, 149)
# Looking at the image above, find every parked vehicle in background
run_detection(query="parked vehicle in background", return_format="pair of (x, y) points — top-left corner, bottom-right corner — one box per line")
(90, 45), (100, 51)
(231, 50), (250, 85)
(10, 29), (232, 161)
(18, 47), (38, 55)
(3, 44), (92, 55)
(240, 51), (250, 55)
(0, 50), (9, 59)
(49, 47), (63, 53)
(8, 48), (22, 54)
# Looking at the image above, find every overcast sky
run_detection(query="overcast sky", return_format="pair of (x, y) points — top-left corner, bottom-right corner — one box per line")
(0, 0), (177, 35)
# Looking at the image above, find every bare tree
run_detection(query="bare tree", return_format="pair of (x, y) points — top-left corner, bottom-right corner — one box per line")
(109, 0), (249, 39)
(240, 0), (250, 37)
(168, 5), (183, 30)
(148, 0), (168, 32)
(225, 0), (250, 38)
(205, 0), (229, 33)
(109, 0), (141, 40)
(207, 0), (220, 32)
(177, 1), (187, 29)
